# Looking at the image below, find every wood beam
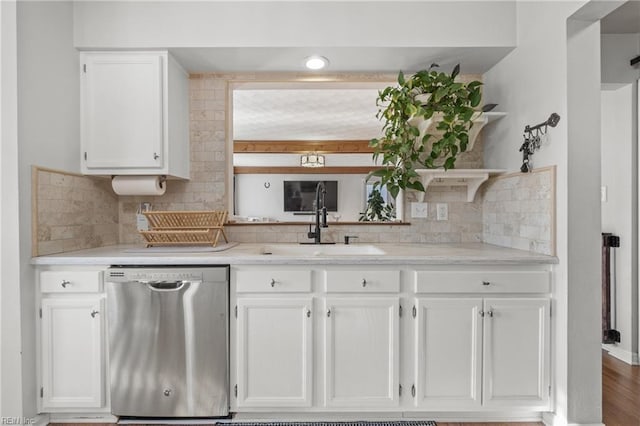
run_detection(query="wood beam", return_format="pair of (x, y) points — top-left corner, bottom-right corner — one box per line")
(233, 166), (382, 175)
(233, 140), (375, 154)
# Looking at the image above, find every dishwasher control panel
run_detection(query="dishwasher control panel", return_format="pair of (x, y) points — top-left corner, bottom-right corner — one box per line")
(106, 266), (229, 284)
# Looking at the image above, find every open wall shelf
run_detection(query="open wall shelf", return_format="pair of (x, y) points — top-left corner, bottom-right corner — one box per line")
(415, 169), (506, 202)
(411, 111), (507, 152)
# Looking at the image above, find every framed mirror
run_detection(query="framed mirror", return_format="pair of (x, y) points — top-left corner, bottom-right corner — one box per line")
(228, 80), (404, 223)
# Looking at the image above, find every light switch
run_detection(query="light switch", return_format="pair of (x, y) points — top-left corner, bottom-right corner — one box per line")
(436, 203), (448, 221)
(411, 202), (428, 218)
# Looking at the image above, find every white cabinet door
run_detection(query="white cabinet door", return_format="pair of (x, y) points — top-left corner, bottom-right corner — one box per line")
(415, 298), (483, 409)
(81, 52), (164, 170)
(324, 297), (399, 408)
(41, 296), (104, 410)
(482, 298), (550, 409)
(236, 297), (313, 407)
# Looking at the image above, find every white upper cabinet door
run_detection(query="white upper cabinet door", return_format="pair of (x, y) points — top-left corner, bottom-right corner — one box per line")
(40, 296), (104, 410)
(236, 297), (313, 408)
(415, 298), (483, 409)
(482, 298), (551, 409)
(324, 297), (400, 408)
(81, 52), (164, 170)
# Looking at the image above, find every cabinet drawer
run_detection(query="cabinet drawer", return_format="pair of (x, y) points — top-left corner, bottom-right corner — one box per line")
(40, 271), (102, 293)
(415, 270), (549, 293)
(325, 270), (400, 293)
(235, 270), (311, 293)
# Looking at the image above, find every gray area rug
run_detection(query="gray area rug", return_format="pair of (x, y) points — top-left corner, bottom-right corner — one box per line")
(215, 422), (436, 426)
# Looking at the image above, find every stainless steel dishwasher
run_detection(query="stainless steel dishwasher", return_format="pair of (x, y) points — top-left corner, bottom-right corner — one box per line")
(106, 266), (229, 418)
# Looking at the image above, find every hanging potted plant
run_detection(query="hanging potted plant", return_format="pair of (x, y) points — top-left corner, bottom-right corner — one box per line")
(369, 64), (483, 198)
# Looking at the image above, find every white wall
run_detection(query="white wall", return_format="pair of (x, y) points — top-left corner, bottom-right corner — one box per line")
(601, 33), (640, 365)
(16, 0), (80, 418)
(601, 85), (637, 364)
(73, 1), (516, 49)
(483, 1), (611, 424)
(1, 0), (23, 417)
(235, 174), (367, 222)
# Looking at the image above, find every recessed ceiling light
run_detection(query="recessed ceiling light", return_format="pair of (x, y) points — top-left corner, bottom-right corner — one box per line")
(305, 56), (329, 70)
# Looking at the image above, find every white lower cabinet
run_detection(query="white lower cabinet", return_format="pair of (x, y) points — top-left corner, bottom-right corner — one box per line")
(324, 297), (400, 408)
(482, 298), (551, 409)
(414, 298), (483, 409)
(230, 264), (553, 415)
(414, 297), (550, 410)
(40, 296), (105, 410)
(37, 267), (109, 414)
(235, 297), (313, 408)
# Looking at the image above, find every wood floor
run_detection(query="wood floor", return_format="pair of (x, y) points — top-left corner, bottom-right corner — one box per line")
(50, 351), (640, 426)
(602, 350), (640, 426)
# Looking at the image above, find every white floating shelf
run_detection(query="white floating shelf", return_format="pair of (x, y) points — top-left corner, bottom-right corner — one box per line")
(415, 169), (507, 202)
(410, 111), (506, 152)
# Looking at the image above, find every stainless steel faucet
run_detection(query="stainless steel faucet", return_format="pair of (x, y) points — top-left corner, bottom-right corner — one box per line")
(306, 181), (329, 244)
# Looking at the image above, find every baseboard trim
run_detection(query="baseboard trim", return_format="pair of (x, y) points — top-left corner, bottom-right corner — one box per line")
(602, 344), (640, 365)
(231, 412), (543, 422)
(33, 413), (49, 426)
(543, 411), (604, 426)
(48, 413), (118, 423)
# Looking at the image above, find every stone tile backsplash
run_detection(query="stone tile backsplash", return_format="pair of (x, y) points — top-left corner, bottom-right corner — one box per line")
(32, 73), (555, 256)
(481, 167), (555, 255)
(119, 72), (485, 245)
(33, 167), (119, 256)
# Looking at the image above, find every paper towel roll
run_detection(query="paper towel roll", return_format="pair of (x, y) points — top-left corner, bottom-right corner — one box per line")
(112, 176), (166, 196)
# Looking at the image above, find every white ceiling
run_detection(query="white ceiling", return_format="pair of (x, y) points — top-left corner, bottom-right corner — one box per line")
(601, 1), (640, 34)
(233, 88), (385, 140)
(171, 46), (513, 74)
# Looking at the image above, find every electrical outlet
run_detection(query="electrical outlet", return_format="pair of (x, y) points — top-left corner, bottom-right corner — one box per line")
(411, 202), (428, 218)
(436, 203), (448, 221)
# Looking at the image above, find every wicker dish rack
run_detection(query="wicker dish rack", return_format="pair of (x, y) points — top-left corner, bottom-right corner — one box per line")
(139, 210), (229, 247)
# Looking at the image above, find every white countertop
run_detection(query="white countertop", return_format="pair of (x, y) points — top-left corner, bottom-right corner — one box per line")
(31, 243), (558, 266)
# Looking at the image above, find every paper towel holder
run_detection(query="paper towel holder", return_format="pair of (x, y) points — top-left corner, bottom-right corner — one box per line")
(111, 175), (168, 196)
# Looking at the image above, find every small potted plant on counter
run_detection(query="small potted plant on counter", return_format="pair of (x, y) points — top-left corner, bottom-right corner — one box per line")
(369, 64), (483, 198)
(359, 188), (396, 222)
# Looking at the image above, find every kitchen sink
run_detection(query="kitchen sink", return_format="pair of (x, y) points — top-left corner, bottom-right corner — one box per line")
(261, 244), (386, 256)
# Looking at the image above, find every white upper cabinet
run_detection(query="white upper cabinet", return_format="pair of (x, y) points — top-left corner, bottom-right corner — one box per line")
(80, 51), (189, 178)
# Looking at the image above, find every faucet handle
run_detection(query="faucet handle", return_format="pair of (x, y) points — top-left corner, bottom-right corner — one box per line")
(307, 224), (316, 239)
(344, 235), (359, 245)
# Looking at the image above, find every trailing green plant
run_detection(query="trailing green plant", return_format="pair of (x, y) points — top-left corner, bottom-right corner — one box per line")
(369, 64), (483, 199)
(359, 188), (395, 222)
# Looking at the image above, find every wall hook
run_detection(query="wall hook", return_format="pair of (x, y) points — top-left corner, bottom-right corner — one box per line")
(520, 113), (561, 173)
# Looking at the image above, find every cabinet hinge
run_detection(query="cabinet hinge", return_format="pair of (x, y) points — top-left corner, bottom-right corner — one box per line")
(39, 308), (42, 319)
(411, 384), (416, 397)
(549, 304), (552, 317)
(399, 305), (403, 317)
(83, 64), (86, 73)
(549, 385), (551, 396)
(399, 384), (402, 396)
(412, 305), (417, 318)
(40, 387), (43, 398)
(84, 151), (87, 161)
(234, 305), (237, 318)
(234, 384), (237, 397)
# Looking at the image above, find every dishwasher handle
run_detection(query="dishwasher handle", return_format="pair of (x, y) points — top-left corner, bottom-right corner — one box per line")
(132, 280), (196, 292)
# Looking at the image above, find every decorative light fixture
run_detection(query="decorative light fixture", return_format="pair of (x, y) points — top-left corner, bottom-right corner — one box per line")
(304, 56), (329, 70)
(300, 152), (325, 168)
